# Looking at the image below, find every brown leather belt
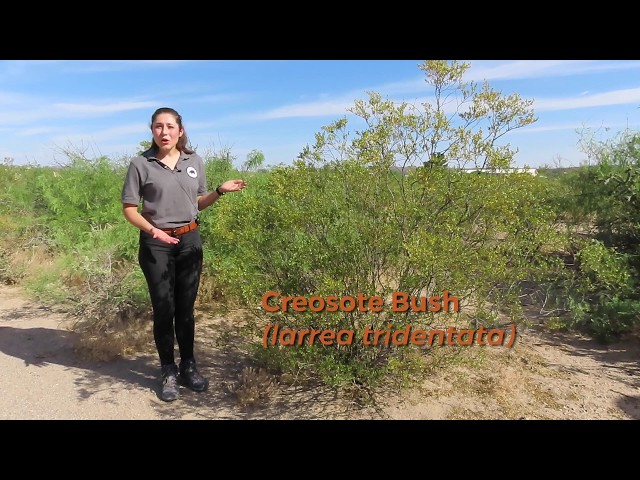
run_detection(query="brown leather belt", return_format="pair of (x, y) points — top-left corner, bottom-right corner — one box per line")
(159, 220), (199, 237)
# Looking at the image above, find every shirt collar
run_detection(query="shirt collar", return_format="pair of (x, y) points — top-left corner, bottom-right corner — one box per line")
(143, 148), (193, 162)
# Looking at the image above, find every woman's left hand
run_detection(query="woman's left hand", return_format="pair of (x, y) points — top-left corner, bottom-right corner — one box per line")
(219, 179), (247, 194)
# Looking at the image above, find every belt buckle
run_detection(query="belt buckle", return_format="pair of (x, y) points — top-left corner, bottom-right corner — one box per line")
(171, 228), (178, 237)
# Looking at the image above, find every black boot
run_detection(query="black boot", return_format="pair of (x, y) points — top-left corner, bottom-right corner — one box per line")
(160, 364), (180, 402)
(179, 358), (209, 392)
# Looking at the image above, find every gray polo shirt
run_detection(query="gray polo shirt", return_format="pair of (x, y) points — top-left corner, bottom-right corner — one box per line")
(121, 148), (207, 228)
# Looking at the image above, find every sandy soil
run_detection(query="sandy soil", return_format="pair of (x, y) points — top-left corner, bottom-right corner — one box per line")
(1, 283), (639, 420)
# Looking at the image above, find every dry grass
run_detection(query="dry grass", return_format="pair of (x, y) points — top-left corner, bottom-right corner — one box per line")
(0, 243), (54, 286)
(72, 320), (155, 362)
(226, 366), (279, 409)
(393, 340), (574, 420)
(0, 244), (157, 362)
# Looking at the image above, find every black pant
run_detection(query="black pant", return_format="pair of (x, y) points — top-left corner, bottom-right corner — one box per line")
(138, 229), (203, 366)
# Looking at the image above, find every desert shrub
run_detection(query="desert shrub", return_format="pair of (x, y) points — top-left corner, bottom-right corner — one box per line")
(201, 61), (565, 394)
(33, 154), (129, 252)
(543, 132), (640, 341)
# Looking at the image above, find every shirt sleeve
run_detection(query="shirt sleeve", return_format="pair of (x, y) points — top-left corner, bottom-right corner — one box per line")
(197, 155), (207, 196)
(121, 160), (142, 205)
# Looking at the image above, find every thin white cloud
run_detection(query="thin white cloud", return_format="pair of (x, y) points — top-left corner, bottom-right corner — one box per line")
(514, 123), (593, 134)
(246, 61), (640, 123)
(219, 81), (640, 126)
(245, 95), (359, 120)
(344, 60), (640, 100)
(534, 87), (640, 111)
(0, 61), (61, 82)
(366, 61), (640, 98)
(466, 60), (640, 81)
(0, 99), (159, 126)
(187, 120), (229, 131)
(291, 61), (609, 103)
(243, 90), (438, 122)
(196, 93), (247, 103)
(14, 127), (60, 137)
(0, 90), (39, 105)
(466, 60), (582, 81)
(512, 120), (640, 134)
(49, 122), (149, 144)
(245, 92), (466, 122)
(54, 100), (159, 115)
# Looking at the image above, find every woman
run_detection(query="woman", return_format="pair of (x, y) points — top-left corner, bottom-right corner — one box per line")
(121, 107), (247, 402)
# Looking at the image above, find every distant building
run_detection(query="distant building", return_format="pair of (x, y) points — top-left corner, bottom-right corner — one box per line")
(386, 165), (539, 176)
(460, 168), (538, 176)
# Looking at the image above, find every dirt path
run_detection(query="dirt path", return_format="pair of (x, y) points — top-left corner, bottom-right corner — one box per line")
(1, 284), (639, 420)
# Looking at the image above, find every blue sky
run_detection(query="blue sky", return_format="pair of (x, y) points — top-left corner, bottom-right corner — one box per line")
(2, 60), (640, 169)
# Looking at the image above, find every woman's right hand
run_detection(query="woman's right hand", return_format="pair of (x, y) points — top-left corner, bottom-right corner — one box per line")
(151, 228), (180, 245)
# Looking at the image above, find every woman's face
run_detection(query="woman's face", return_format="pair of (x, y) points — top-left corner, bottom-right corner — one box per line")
(152, 113), (183, 152)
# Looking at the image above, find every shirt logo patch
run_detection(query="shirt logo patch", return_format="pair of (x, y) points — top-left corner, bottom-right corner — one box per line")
(186, 166), (198, 178)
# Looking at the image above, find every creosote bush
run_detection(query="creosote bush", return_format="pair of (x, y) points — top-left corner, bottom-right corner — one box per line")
(205, 61), (565, 393)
